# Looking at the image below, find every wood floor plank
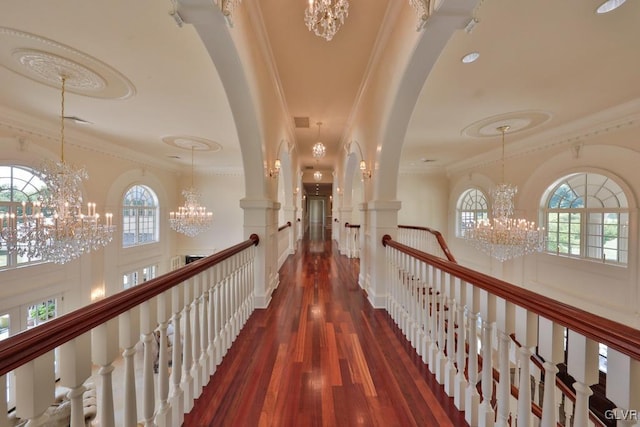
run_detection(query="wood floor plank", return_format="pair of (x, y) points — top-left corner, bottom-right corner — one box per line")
(184, 227), (469, 426)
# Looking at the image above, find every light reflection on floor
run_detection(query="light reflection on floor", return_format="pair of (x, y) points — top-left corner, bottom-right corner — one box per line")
(308, 223), (326, 253)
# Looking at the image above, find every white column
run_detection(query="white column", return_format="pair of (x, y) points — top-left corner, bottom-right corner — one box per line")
(91, 319), (119, 427)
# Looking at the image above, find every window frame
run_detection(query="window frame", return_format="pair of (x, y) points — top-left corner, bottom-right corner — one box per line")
(542, 172), (629, 265)
(456, 187), (489, 237)
(122, 184), (159, 248)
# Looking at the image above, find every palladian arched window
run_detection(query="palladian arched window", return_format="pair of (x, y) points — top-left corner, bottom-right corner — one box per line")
(0, 165), (48, 268)
(122, 185), (159, 247)
(456, 188), (488, 237)
(543, 172), (628, 265)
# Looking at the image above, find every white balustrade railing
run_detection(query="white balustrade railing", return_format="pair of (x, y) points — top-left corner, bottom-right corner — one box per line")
(397, 225), (456, 262)
(344, 223), (360, 258)
(0, 235), (259, 427)
(383, 234), (639, 427)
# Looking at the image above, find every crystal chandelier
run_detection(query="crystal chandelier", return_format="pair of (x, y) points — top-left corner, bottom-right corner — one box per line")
(314, 171), (323, 181)
(305, 0), (349, 41)
(409, 0), (432, 31)
(169, 146), (213, 237)
(0, 76), (115, 264)
(464, 125), (545, 262)
(312, 122), (326, 159)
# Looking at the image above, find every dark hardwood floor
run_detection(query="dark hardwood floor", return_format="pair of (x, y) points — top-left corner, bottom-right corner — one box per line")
(184, 226), (468, 426)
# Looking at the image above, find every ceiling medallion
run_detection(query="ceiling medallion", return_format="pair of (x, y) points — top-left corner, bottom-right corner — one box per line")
(162, 136), (222, 153)
(0, 27), (135, 99)
(305, 0), (349, 41)
(463, 111), (552, 138)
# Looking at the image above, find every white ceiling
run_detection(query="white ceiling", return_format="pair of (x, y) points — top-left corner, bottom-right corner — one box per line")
(0, 0), (638, 182)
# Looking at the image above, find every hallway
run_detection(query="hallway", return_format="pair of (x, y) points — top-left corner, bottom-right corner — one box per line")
(184, 227), (468, 426)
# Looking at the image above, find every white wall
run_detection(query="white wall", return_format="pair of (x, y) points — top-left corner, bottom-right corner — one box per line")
(397, 172), (449, 231)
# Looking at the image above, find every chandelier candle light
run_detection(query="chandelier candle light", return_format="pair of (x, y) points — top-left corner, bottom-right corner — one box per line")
(169, 146), (213, 237)
(0, 76), (115, 264)
(312, 122), (326, 160)
(305, 0), (349, 41)
(464, 125), (545, 262)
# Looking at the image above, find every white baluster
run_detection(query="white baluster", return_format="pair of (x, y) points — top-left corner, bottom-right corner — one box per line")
(182, 278), (194, 412)
(454, 280), (468, 411)
(479, 290), (496, 427)
(155, 292), (172, 427)
(191, 274), (202, 397)
(119, 309), (140, 427)
(171, 283), (185, 427)
(207, 266), (217, 376)
(92, 320), (119, 427)
(59, 333), (92, 427)
(419, 260), (429, 364)
(537, 317), (564, 427)
(566, 332), (599, 427)
(514, 308), (538, 427)
(199, 271), (210, 388)
(607, 348), (640, 427)
(140, 300), (157, 427)
(428, 265), (439, 372)
(212, 266), (222, 367)
(15, 352), (54, 426)
(442, 273), (456, 395)
(465, 282), (481, 426)
(495, 298), (515, 427)
(435, 271), (447, 383)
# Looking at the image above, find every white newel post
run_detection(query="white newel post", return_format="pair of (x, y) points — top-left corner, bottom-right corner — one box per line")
(465, 283), (481, 426)
(338, 207), (352, 255)
(495, 298), (515, 427)
(140, 299), (158, 427)
(119, 308), (140, 427)
(59, 333), (92, 427)
(15, 351), (55, 426)
(537, 317), (564, 427)
(454, 280), (468, 411)
(566, 331), (599, 427)
(366, 200), (401, 308)
(514, 307), (538, 427)
(606, 349), (640, 427)
(182, 278), (194, 412)
(91, 319), (119, 427)
(240, 199), (278, 309)
(156, 291), (172, 427)
(479, 290), (496, 427)
(171, 283), (185, 427)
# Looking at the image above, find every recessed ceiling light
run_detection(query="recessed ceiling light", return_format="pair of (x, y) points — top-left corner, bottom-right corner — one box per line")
(461, 52), (480, 64)
(596, 0), (626, 13)
(64, 116), (92, 125)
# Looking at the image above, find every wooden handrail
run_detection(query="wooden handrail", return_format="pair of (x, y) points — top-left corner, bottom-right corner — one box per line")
(382, 234), (640, 361)
(0, 234), (259, 377)
(344, 223), (361, 229)
(397, 224), (457, 263)
(278, 221), (292, 232)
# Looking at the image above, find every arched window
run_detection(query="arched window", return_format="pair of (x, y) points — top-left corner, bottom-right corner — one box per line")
(122, 185), (159, 247)
(543, 172), (628, 265)
(457, 188), (489, 237)
(0, 165), (48, 268)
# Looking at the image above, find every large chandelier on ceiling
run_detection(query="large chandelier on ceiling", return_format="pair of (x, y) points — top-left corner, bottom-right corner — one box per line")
(305, 0), (349, 41)
(314, 171), (323, 181)
(312, 122), (326, 159)
(464, 125), (545, 262)
(169, 146), (213, 237)
(0, 76), (115, 264)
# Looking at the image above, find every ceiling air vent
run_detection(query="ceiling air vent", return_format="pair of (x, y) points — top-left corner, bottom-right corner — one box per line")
(294, 117), (310, 128)
(304, 165), (314, 170)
